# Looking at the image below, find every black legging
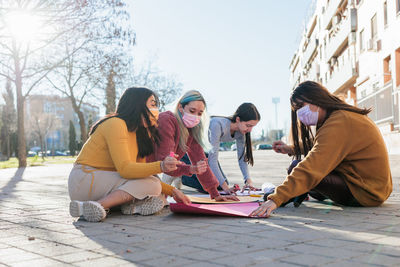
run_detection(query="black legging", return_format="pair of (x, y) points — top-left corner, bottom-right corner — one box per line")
(288, 160), (361, 206)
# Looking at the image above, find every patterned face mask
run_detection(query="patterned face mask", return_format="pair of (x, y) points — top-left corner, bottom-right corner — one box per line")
(297, 105), (319, 126)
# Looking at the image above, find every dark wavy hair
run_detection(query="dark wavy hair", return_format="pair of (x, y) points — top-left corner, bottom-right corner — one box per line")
(89, 87), (160, 158)
(229, 102), (260, 166)
(290, 81), (371, 160)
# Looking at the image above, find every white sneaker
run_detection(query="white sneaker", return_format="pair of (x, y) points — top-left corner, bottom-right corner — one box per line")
(82, 201), (107, 222)
(69, 200), (83, 217)
(121, 197), (164, 216)
(173, 177), (182, 189)
(162, 174), (177, 185)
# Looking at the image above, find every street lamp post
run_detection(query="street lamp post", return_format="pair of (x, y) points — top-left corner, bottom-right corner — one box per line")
(272, 97), (280, 129)
(272, 97), (280, 141)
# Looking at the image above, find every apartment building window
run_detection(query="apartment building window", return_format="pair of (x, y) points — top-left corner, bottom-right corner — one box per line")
(384, 55), (392, 84)
(359, 29), (364, 52)
(396, 48), (400, 87)
(384, 1), (388, 26)
(371, 14), (377, 40)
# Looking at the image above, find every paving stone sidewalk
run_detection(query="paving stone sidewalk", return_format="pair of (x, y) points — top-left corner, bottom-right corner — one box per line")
(0, 150), (399, 267)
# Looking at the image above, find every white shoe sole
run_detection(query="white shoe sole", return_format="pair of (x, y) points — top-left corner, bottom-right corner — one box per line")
(161, 174), (177, 185)
(134, 197), (164, 216)
(121, 201), (135, 215)
(122, 197), (164, 216)
(82, 201), (106, 222)
(173, 177), (182, 189)
(69, 201), (83, 217)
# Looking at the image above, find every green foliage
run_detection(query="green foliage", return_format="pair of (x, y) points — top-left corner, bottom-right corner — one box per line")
(69, 121), (77, 156)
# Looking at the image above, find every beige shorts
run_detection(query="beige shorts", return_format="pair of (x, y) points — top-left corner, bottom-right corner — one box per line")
(68, 164), (162, 201)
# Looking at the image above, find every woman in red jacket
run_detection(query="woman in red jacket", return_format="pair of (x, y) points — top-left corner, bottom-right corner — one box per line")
(151, 90), (239, 201)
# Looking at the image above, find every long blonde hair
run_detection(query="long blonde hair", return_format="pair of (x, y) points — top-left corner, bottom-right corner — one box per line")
(173, 90), (209, 152)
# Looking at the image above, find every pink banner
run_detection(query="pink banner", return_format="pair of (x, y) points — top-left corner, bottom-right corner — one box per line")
(170, 202), (260, 217)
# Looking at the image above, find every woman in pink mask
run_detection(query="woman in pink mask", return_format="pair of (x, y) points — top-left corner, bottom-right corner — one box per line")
(251, 81), (392, 217)
(151, 90), (239, 201)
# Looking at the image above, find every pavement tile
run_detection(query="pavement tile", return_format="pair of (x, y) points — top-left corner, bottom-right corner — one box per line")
(73, 256), (133, 266)
(351, 253), (400, 266)
(284, 243), (365, 260)
(213, 248), (296, 266)
(50, 251), (106, 263)
(281, 253), (336, 266)
(145, 255), (197, 266)
(10, 258), (67, 267)
(0, 248), (42, 264)
(183, 262), (226, 267)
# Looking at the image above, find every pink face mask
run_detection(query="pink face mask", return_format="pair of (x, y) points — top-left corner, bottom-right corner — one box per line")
(182, 112), (201, 128)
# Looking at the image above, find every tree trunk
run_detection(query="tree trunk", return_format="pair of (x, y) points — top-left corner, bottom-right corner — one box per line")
(6, 134), (10, 159)
(39, 135), (45, 160)
(105, 69), (116, 114)
(69, 95), (87, 143)
(77, 111), (87, 143)
(15, 58), (27, 167)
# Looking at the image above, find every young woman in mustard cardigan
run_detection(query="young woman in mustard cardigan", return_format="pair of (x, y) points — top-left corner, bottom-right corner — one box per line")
(251, 81), (392, 217)
(68, 87), (190, 222)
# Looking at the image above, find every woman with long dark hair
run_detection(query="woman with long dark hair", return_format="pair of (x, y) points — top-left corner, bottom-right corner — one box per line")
(151, 90), (239, 201)
(68, 87), (190, 222)
(251, 81), (392, 217)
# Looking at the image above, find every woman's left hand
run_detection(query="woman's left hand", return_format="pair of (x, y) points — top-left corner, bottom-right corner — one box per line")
(172, 188), (191, 205)
(250, 200), (277, 217)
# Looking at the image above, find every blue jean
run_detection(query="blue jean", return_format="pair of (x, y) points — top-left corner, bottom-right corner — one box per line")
(180, 153), (226, 193)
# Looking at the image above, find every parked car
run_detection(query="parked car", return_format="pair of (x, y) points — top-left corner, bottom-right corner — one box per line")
(27, 151), (37, 157)
(54, 151), (68, 156)
(256, 144), (273, 150)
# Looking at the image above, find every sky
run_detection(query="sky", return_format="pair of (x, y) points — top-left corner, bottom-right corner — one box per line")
(128, 0), (313, 137)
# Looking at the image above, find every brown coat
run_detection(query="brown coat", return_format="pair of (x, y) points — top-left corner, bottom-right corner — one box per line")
(268, 110), (392, 207)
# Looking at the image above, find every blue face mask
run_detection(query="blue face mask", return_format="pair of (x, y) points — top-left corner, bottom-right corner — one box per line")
(297, 105), (319, 126)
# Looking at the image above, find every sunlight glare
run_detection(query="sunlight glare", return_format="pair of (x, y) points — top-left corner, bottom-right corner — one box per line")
(5, 10), (41, 42)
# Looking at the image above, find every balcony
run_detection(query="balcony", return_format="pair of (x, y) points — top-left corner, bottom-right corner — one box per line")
(303, 35), (319, 65)
(326, 55), (357, 93)
(322, 0), (341, 30)
(306, 63), (320, 81)
(325, 12), (357, 60)
(358, 82), (394, 124)
(291, 64), (301, 85)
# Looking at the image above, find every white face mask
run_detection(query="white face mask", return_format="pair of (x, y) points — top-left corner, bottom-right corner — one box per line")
(297, 105), (319, 126)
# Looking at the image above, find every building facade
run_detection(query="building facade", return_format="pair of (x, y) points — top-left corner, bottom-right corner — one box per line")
(25, 95), (100, 152)
(289, 0), (400, 152)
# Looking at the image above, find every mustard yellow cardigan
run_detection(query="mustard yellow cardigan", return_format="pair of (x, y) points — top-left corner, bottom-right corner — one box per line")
(76, 117), (174, 196)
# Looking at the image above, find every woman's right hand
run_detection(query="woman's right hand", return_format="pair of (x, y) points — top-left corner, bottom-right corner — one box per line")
(161, 156), (181, 172)
(250, 200), (277, 217)
(272, 141), (293, 155)
(214, 195), (240, 202)
(189, 160), (207, 175)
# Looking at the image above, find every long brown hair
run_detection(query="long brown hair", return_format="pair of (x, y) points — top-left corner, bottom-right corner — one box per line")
(89, 87), (160, 158)
(290, 81), (371, 160)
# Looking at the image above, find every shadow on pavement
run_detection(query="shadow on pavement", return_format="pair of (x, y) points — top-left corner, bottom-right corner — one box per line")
(0, 167), (25, 199)
(70, 198), (400, 266)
